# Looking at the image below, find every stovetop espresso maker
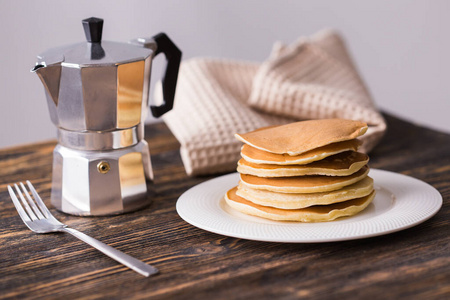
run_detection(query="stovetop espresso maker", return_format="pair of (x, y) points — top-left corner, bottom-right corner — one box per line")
(32, 17), (181, 216)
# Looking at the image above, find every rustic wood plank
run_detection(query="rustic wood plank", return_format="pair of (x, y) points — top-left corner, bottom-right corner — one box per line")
(0, 114), (448, 300)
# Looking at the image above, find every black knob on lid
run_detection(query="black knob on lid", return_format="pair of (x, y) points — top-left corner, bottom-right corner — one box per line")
(82, 17), (103, 43)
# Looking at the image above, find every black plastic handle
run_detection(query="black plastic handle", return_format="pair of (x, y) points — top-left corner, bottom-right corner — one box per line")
(150, 33), (182, 118)
(82, 17), (105, 59)
(82, 17), (104, 43)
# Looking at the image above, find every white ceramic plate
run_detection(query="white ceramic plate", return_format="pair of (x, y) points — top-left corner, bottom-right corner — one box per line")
(176, 169), (442, 243)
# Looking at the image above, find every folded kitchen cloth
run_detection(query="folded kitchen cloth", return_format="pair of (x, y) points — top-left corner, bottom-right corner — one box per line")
(156, 59), (293, 176)
(249, 29), (386, 152)
(157, 29), (386, 176)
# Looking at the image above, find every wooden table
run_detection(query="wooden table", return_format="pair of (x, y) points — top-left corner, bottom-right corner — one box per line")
(0, 113), (448, 300)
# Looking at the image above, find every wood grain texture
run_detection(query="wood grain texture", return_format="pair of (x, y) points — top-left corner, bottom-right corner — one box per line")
(0, 113), (448, 300)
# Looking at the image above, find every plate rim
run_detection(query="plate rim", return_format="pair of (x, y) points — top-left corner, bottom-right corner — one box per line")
(176, 169), (443, 243)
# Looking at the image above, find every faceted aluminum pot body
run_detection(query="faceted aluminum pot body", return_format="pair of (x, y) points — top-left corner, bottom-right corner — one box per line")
(34, 41), (154, 132)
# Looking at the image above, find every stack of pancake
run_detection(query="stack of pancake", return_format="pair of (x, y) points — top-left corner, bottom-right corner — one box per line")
(224, 119), (375, 222)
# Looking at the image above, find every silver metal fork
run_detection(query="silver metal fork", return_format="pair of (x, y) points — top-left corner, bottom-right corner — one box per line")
(7, 181), (158, 277)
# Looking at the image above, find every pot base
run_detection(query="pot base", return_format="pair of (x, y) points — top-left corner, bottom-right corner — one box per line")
(50, 141), (153, 216)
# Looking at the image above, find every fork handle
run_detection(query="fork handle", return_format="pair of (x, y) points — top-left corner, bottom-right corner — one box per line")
(62, 227), (158, 277)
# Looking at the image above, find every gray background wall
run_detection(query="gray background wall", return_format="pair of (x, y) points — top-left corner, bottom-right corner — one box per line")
(0, 0), (448, 148)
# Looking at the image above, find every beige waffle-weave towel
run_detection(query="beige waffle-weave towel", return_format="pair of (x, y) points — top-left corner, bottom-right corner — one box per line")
(158, 29), (386, 176)
(249, 29), (386, 152)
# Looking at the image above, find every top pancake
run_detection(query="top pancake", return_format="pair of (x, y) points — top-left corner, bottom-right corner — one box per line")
(235, 119), (368, 155)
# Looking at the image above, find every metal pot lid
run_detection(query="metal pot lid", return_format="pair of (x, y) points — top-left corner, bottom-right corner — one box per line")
(35, 17), (153, 67)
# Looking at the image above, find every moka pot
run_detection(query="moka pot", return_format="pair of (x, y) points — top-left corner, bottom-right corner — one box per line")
(32, 17), (181, 216)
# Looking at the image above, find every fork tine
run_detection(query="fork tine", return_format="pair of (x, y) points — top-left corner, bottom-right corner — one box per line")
(19, 182), (45, 220)
(14, 183), (38, 221)
(26, 180), (51, 219)
(7, 185), (32, 222)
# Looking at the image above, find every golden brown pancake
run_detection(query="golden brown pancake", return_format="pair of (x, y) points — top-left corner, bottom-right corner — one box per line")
(236, 176), (374, 209)
(239, 165), (369, 193)
(235, 119), (368, 155)
(240, 139), (362, 165)
(237, 151), (368, 177)
(225, 186), (375, 222)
